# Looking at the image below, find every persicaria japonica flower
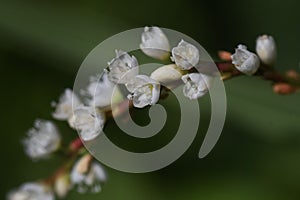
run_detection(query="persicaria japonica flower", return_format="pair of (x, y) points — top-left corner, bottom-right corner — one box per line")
(81, 73), (123, 108)
(126, 75), (160, 108)
(23, 120), (61, 160)
(140, 26), (170, 60)
(181, 73), (212, 99)
(52, 88), (81, 120)
(70, 155), (107, 193)
(107, 50), (139, 84)
(231, 44), (260, 75)
(8, 24), (292, 200)
(171, 40), (200, 70)
(68, 106), (105, 141)
(7, 182), (54, 200)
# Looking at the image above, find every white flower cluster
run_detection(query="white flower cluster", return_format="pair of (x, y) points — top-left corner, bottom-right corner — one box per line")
(104, 26), (213, 104)
(107, 51), (161, 107)
(12, 26), (279, 200)
(16, 27), (216, 198)
(51, 74), (121, 142)
(8, 182), (54, 200)
(49, 26), (215, 144)
(8, 156), (107, 199)
(231, 34), (277, 75)
(139, 26), (213, 100)
(70, 155), (107, 193)
(18, 75), (113, 198)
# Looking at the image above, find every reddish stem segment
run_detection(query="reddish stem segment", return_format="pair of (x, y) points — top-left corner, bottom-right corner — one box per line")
(69, 137), (84, 152)
(43, 138), (84, 186)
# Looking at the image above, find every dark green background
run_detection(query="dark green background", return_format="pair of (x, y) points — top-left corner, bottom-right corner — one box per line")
(1, 0), (300, 199)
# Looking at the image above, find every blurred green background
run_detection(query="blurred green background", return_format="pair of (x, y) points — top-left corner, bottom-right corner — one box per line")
(1, 0), (300, 199)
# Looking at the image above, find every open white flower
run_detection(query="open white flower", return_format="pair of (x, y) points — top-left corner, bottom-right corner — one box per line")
(23, 120), (61, 160)
(231, 44), (260, 75)
(126, 75), (160, 108)
(71, 156), (107, 194)
(107, 50), (139, 84)
(68, 106), (105, 141)
(81, 73), (123, 108)
(140, 26), (170, 60)
(256, 35), (277, 66)
(52, 89), (81, 120)
(171, 40), (200, 70)
(181, 73), (212, 99)
(7, 182), (54, 200)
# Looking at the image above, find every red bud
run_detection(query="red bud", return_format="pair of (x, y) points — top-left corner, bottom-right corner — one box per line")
(285, 70), (300, 80)
(273, 82), (296, 95)
(218, 51), (232, 61)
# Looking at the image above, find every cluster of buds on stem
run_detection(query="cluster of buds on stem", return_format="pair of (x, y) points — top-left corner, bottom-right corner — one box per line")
(8, 26), (300, 200)
(228, 34), (277, 75)
(220, 34), (299, 94)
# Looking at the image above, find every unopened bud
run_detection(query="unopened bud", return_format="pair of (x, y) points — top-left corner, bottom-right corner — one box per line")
(286, 70), (300, 80)
(256, 35), (277, 66)
(150, 64), (184, 84)
(76, 154), (93, 174)
(218, 51), (232, 61)
(273, 82), (296, 95)
(54, 174), (71, 198)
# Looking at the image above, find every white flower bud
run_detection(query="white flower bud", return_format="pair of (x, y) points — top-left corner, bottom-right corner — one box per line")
(256, 35), (277, 65)
(140, 26), (170, 60)
(54, 176), (70, 198)
(54, 174), (71, 198)
(23, 120), (61, 160)
(71, 156), (107, 194)
(126, 75), (160, 108)
(231, 44), (260, 75)
(107, 50), (139, 84)
(81, 73), (123, 108)
(7, 182), (54, 200)
(68, 106), (105, 141)
(171, 40), (200, 70)
(52, 89), (81, 120)
(150, 64), (184, 84)
(181, 73), (212, 99)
